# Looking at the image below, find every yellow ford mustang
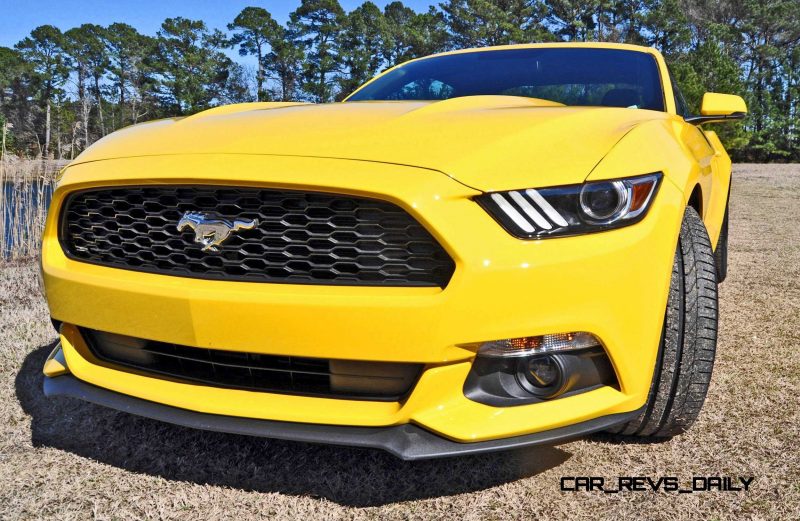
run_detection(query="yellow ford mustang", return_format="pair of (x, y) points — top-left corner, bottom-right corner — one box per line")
(41, 43), (746, 459)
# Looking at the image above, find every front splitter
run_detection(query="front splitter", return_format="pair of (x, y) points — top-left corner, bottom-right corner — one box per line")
(44, 371), (641, 460)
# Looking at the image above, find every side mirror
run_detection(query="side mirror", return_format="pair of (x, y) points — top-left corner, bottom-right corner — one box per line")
(685, 93), (747, 124)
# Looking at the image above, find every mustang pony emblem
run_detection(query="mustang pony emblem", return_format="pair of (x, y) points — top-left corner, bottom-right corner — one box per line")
(177, 211), (259, 252)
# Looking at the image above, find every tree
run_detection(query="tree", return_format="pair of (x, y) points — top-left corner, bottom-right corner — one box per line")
(228, 7), (282, 101)
(542, 0), (602, 41)
(440, 0), (548, 48)
(265, 31), (305, 101)
(289, 0), (345, 102)
(383, 1), (417, 65)
(221, 62), (255, 103)
(681, 0), (800, 160)
(106, 23), (158, 125)
(411, 8), (451, 57)
(384, 3), (448, 66)
(337, 2), (390, 98)
(1, 1), (799, 161)
(0, 47), (28, 110)
(0, 47), (30, 156)
(594, 0), (648, 43)
(152, 17), (236, 114)
(64, 24), (107, 149)
(734, 0), (800, 160)
(640, 0), (692, 53)
(15, 25), (69, 157)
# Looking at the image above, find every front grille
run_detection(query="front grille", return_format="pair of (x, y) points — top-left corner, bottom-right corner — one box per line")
(82, 328), (422, 401)
(60, 186), (455, 287)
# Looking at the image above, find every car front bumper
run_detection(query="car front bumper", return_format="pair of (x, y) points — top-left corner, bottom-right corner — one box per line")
(44, 364), (642, 460)
(42, 154), (685, 452)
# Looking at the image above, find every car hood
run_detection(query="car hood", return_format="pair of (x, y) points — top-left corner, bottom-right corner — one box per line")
(72, 96), (670, 192)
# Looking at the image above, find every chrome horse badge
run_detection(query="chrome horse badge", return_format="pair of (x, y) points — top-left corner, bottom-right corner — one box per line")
(177, 212), (259, 252)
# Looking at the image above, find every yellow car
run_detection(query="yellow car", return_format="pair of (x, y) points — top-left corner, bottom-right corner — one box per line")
(41, 42), (746, 459)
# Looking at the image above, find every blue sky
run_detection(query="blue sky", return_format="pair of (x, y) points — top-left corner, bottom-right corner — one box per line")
(0, 0), (436, 47)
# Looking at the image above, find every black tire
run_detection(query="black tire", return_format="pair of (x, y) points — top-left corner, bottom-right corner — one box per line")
(608, 207), (718, 437)
(714, 202), (729, 283)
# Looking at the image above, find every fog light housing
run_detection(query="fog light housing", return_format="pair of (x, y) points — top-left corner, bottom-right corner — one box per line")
(464, 332), (617, 406)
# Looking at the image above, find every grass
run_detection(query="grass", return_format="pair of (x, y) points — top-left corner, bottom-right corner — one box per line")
(0, 158), (63, 260)
(1, 164), (798, 519)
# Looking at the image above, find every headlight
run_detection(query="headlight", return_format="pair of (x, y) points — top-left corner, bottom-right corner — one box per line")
(476, 173), (662, 238)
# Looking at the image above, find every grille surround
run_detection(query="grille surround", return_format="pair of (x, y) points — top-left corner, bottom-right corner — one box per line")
(59, 185), (455, 287)
(82, 328), (423, 401)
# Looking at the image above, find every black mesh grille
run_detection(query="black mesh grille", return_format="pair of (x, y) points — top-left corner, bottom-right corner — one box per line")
(82, 328), (422, 401)
(60, 186), (455, 286)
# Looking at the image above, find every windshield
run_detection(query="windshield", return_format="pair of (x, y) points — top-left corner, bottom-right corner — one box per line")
(347, 48), (665, 111)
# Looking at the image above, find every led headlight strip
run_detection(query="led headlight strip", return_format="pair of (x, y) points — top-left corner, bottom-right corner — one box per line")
(476, 173), (662, 238)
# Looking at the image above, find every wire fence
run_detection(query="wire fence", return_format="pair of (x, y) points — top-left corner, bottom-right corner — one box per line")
(0, 159), (63, 261)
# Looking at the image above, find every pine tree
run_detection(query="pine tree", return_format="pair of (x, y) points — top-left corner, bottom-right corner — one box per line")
(289, 0), (345, 102)
(337, 2), (390, 99)
(441, 0), (548, 48)
(228, 7), (282, 101)
(14, 26), (69, 158)
(153, 18), (236, 114)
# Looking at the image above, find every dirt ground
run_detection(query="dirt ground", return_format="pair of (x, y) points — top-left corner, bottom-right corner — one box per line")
(1, 164), (798, 520)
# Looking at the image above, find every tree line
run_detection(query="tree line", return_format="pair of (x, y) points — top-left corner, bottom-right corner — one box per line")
(0, 0), (798, 162)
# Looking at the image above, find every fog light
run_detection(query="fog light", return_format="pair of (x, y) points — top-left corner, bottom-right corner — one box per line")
(476, 332), (601, 357)
(525, 356), (559, 387)
(516, 354), (567, 398)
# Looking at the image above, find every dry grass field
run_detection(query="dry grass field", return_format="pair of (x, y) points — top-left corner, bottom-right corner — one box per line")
(0, 164), (798, 520)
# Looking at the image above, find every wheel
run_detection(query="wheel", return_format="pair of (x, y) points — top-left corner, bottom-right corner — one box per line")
(714, 202), (729, 283)
(608, 207), (718, 437)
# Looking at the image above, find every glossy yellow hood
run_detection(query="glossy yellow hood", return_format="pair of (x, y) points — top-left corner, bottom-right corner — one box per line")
(72, 96), (670, 192)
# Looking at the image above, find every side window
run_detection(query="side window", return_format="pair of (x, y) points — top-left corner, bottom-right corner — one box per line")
(669, 72), (691, 118)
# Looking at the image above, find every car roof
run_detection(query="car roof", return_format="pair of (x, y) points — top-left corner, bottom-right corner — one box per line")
(412, 42), (662, 62)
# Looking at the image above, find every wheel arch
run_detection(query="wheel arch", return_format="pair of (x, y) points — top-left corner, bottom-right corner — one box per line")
(687, 184), (703, 217)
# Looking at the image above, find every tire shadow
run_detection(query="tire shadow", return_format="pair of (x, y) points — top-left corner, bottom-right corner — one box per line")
(16, 343), (572, 507)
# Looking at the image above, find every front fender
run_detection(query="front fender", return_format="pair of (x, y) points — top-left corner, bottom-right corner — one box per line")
(586, 117), (729, 248)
